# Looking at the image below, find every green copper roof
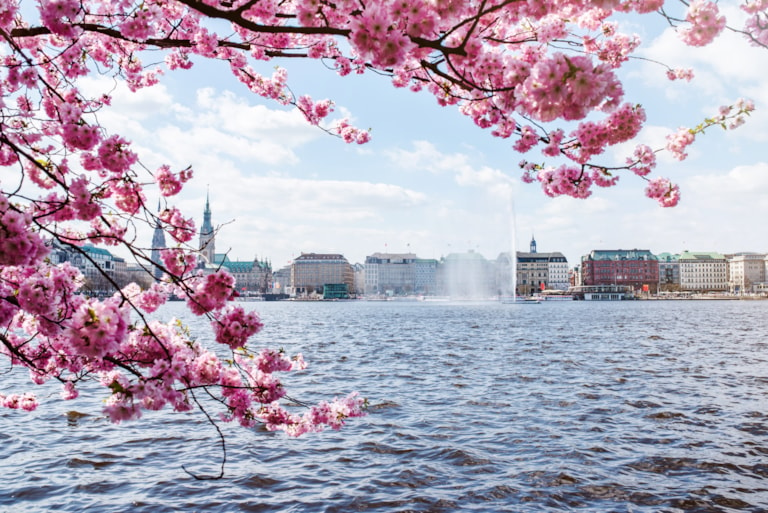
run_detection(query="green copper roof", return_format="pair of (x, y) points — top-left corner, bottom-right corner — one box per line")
(656, 252), (679, 262)
(679, 251), (725, 260)
(585, 249), (657, 261)
(82, 244), (114, 257)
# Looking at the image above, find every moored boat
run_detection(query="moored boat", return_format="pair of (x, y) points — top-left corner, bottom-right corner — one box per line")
(501, 296), (541, 304)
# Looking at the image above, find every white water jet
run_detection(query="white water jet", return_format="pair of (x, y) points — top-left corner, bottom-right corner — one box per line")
(504, 195), (518, 303)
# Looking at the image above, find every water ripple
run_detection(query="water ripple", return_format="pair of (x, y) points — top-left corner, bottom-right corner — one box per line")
(3, 300), (768, 512)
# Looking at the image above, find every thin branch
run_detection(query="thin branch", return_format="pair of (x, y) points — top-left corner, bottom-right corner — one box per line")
(181, 387), (227, 480)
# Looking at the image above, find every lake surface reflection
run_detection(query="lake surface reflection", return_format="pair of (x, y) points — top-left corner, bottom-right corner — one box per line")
(3, 300), (768, 512)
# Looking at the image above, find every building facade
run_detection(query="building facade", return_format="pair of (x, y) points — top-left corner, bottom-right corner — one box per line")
(52, 242), (131, 294)
(213, 255), (273, 295)
(516, 251), (550, 295)
(352, 263), (366, 296)
(363, 253), (439, 296)
(726, 253), (766, 294)
(678, 251), (728, 292)
(517, 237), (569, 294)
(414, 259), (438, 295)
(364, 252), (417, 295)
(272, 265), (292, 295)
(656, 252), (681, 292)
(291, 253), (354, 297)
(580, 249), (659, 294)
(496, 237), (569, 296)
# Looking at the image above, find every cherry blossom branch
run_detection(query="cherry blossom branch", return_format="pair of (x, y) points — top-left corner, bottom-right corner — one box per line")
(182, 387), (227, 480)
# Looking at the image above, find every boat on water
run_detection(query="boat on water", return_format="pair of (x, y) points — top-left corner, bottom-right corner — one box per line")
(501, 296), (541, 304)
(541, 294), (574, 301)
(569, 285), (635, 301)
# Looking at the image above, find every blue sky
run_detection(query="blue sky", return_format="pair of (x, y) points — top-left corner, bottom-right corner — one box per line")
(87, 5), (768, 269)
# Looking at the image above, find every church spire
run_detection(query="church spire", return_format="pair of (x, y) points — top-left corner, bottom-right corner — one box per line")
(150, 199), (166, 281)
(530, 234), (537, 254)
(199, 188), (215, 264)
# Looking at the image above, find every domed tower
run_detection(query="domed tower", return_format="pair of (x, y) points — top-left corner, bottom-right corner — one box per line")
(199, 191), (215, 264)
(530, 234), (537, 254)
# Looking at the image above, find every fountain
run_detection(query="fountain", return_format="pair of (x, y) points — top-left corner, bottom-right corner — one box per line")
(501, 197), (539, 304)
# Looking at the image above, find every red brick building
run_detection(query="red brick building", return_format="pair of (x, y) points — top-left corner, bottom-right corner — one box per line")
(580, 249), (659, 294)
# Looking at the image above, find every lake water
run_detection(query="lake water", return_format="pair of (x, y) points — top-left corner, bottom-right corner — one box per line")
(2, 300), (768, 512)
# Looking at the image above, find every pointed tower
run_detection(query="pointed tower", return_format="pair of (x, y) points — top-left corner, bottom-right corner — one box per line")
(199, 190), (215, 264)
(150, 200), (166, 281)
(530, 234), (537, 254)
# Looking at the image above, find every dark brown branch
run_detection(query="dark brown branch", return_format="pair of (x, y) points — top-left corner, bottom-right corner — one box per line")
(173, 0), (350, 37)
(182, 387), (227, 480)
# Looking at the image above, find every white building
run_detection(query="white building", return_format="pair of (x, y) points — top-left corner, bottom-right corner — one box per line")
(364, 252), (417, 296)
(497, 237), (570, 295)
(679, 251), (728, 292)
(727, 253), (767, 294)
(52, 242), (130, 293)
(291, 253), (354, 297)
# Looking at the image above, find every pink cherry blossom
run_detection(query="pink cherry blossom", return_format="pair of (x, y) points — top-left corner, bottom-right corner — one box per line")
(645, 177), (681, 207)
(0, 392), (38, 411)
(666, 68), (695, 81)
(97, 135), (138, 175)
(187, 270), (236, 315)
(159, 207), (196, 243)
(212, 305), (264, 349)
(679, 1), (727, 47)
(666, 127), (696, 161)
(155, 165), (193, 197)
(0, 0), (760, 469)
(0, 194), (49, 266)
(159, 247), (198, 276)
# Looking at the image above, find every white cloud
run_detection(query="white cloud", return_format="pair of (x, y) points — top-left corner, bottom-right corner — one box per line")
(195, 175), (426, 225)
(385, 140), (515, 197)
(637, 13), (768, 109)
(687, 162), (768, 209)
(79, 76), (176, 120)
(77, 80), (326, 170)
(191, 88), (319, 144)
(154, 124), (302, 166)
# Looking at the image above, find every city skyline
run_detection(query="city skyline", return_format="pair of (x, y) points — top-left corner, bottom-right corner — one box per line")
(88, 6), (768, 270)
(193, 193), (757, 269)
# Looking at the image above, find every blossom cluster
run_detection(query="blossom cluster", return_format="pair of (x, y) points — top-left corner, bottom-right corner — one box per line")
(645, 177), (681, 208)
(666, 128), (696, 161)
(159, 207), (196, 243)
(213, 305), (265, 349)
(0, 195), (49, 266)
(742, 1), (768, 46)
(0, 256), (366, 434)
(156, 165), (193, 197)
(679, 1), (727, 47)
